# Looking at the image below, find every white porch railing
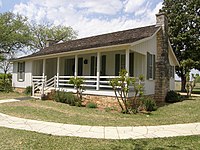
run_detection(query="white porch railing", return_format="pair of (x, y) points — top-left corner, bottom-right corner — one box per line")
(58, 76), (119, 89)
(32, 76), (56, 97)
(32, 75), (141, 97)
(32, 76), (45, 97)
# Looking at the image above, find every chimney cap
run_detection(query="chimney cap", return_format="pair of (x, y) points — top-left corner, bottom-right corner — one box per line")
(45, 39), (57, 47)
(156, 12), (167, 17)
(156, 12), (168, 27)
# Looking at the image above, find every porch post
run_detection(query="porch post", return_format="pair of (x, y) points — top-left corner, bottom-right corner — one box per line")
(42, 59), (46, 95)
(74, 55), (78, 77)
(125, 49), (130, 74)
(42, 59), (46, 77)
(56, 57), (60, 88)
(96, 52), (100, 90)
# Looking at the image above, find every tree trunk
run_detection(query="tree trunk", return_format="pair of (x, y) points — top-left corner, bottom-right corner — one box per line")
(181, 75), (186, 92)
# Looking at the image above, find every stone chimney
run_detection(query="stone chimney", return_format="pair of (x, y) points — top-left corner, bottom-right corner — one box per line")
(154, 13), (170, 103)
(46, 39), (56, 47)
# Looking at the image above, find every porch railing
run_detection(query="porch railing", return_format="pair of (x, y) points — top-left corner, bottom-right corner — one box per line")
(32, 75), (141, 97)
(57, 76), (119, 89)
(32, 76), (45, 97)
(32, 75), (56, 97)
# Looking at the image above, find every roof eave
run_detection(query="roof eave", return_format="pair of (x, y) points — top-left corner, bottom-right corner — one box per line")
(168, 40), (180, 66)
(11, 43), (132, 62)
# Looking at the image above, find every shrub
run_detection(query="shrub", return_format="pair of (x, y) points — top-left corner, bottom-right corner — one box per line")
(165, 90), (182, 103)
(24, 86), (32, 95)
(140, 97), (157, 111)
(86, 102), (97, 108)
(110, 69), (144, 114)
(0, 73), (12, 92)
(53, 91), (67, 103)
(53, 91), (82, 106)
(68, 77), (84, 100)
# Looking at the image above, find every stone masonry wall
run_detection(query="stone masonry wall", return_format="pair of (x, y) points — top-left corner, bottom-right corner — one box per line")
(13, 87), (26, 93)
(154, 13), (170, 102)
(82, 95), (121, 110)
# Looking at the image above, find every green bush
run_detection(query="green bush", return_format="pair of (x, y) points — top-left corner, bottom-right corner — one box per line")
(53, 91), (82, 106)
(165, 90), (182, 103)
(86, 102), (97, 108)
(0, 73), (12, 92)
(140, 97), (157, 111)
(24, 86), (32, 95)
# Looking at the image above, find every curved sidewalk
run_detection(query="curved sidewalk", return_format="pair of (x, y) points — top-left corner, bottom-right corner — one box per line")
(0, 99), (200, 139)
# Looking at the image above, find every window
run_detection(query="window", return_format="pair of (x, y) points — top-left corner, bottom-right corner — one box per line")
(170, 65), (175, 78)
(101, 55), (106, 76)
(115, 54), (126, 76)
(129, 53), (134, 77)
(147, 52), (155, 80)
(17, 62), (25, 81)
(90, 56), (97, 76)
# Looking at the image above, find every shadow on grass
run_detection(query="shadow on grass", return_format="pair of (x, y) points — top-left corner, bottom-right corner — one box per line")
(14, 97), (32, 101)
(155, 95), (194, 109)
(111, 140), (181, 150)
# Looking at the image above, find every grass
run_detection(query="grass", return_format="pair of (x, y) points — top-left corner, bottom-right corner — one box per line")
(0, 97), (200, 126)
(0, 92), (27, 100)
(0, 127), (199, 150)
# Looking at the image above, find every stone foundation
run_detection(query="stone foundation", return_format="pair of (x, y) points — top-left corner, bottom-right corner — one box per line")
(13, 87), (26, 93)
(82, 94), (121, 110)
(82, 94), (156, 110)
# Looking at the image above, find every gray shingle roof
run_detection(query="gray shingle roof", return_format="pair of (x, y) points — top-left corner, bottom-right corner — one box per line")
(18, 25), (160, 60)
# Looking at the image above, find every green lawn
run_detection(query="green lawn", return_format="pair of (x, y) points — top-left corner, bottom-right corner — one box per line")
(0, 127), (199, 150)
(0, 97), (199, 126)
(0, 92), (27, 100)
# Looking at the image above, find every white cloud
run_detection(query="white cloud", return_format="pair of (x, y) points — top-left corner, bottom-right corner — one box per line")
(124, 0), (147, 14)
(77, 0), (123, 15)
(13, 0), (163, 38)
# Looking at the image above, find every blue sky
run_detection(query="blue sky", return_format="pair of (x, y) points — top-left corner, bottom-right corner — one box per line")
(0, 0), (163, 38)
(0, 0), (27, 12)
(1, 0), (198, 78)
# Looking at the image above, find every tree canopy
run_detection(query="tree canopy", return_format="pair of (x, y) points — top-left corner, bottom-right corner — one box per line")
(0, 12), (78, 73)
(0, 12), (32, 54)
(160, 0), (200, 90)
(29, 24), (77, 52)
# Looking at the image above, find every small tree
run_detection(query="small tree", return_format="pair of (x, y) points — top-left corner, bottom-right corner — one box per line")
(69, 77), (84, 100)
(186, 72), (199, 97)
(110, 69), (144, 113)
(132, 75), (144, 109)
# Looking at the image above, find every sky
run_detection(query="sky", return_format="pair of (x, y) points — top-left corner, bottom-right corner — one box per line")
(0, 0), (199, 78)
(0, 0), (163, 38)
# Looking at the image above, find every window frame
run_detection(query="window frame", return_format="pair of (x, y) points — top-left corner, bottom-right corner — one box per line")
(147, 52), (155, 80)
(170, 65), (175, 78)
(115, 53), (126, 76)
(17, 62), (25, 82)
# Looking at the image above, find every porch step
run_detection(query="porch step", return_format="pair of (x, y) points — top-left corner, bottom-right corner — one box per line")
(33, 87), (55, 98)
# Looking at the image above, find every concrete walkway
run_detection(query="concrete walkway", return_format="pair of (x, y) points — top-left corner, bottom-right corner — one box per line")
(179, 92), (200, 97)
(0, 99), (200, 139)
(0, 99), (20, 104)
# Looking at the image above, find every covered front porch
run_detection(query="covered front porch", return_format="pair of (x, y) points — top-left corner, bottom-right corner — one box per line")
(31, 48), (146, 97)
